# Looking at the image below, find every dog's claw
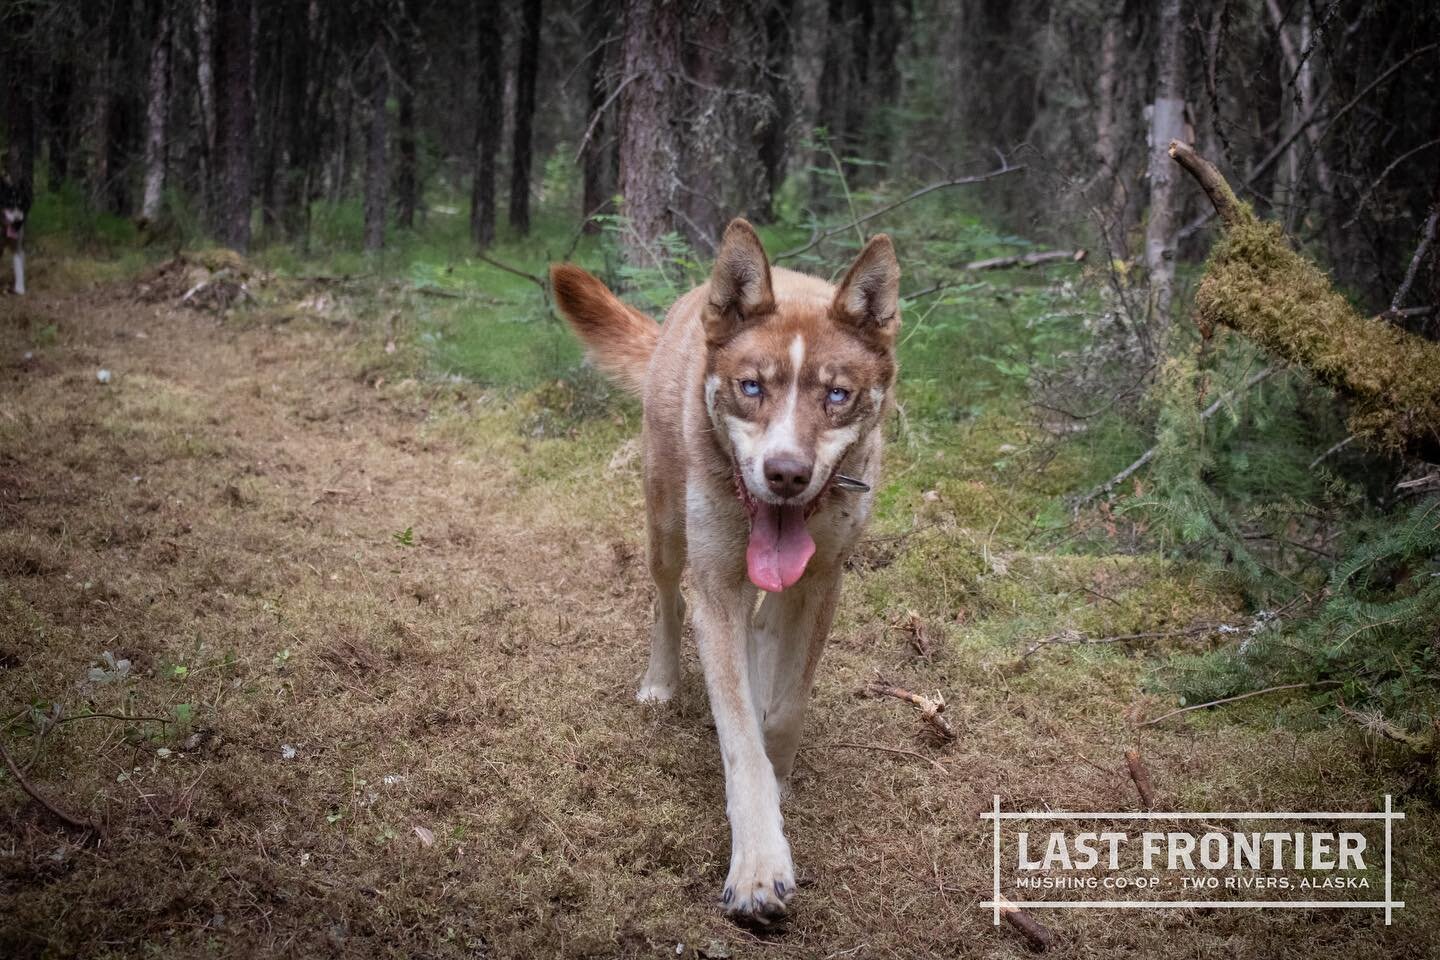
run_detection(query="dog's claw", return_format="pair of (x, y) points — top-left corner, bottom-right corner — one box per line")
(722, 843), (795, 925)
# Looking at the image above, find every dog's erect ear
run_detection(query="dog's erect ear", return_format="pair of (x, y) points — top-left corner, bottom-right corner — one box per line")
(832, 234), (900, 347)
(704, 219), (776, 344)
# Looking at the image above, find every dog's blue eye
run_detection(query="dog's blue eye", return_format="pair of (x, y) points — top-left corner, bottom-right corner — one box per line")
(740, 379), (762, 398)
(827, 387), (851, 404)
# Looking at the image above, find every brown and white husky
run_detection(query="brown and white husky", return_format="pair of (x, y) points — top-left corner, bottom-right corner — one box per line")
(550, 219), (900, 922)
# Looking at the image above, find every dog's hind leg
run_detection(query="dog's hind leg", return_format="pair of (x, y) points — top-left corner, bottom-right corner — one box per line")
(751, 567), (842, 790)
(637, 491), (686, 703)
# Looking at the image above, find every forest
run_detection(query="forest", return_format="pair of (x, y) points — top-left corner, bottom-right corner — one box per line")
(1, 0), (1438, 956)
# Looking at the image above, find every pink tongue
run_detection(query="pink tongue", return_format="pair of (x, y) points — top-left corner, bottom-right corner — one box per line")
(746, 502), (816, 593)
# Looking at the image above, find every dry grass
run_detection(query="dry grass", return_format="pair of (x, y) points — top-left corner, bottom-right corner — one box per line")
(0, 269), (1436, 959)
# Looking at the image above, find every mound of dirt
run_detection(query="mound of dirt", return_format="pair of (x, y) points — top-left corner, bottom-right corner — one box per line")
(133, 249), (262, 312)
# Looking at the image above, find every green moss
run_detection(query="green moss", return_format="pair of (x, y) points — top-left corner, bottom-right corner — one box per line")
(1196, 216), (1440, 455)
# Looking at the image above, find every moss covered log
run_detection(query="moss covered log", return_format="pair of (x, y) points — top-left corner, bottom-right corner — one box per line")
(1170, 141), (1440, 461)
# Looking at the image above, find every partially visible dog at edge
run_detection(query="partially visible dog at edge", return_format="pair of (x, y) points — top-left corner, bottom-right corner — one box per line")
(1, 176), (31, 295)
(550, 220), (900, 923)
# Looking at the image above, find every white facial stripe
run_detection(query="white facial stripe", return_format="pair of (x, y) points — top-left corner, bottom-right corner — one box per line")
(759, 334), (806, 458)
(724, 413), (768, 493)
(705, 374), (721, 420)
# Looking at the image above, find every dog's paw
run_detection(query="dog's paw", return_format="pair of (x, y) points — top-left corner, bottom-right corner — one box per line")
(721, 837), (795, 924)
(635, 682), (676, 703)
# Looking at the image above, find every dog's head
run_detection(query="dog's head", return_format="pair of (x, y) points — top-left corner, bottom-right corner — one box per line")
(2, 207), (23, 242)
(1, 179), (28, 242)
(702, 219), (899, 590)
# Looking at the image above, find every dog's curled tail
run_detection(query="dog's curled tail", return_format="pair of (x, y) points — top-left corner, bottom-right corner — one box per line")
(550, 264), (659, 395)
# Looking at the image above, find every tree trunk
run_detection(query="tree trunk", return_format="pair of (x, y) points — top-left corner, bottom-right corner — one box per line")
(394, 0), (419, 230)
(3, 6), (36, 192)
(508, 0), (542, 234)
(1143, 0), (1187, 352)
(1093, 11), (1124, 240)
(256, 21), (286, 235)
(101, 0), (137, 216)
(47, 63), (73, 189)
(277, 0), (314, 238)
(678, 3), (730, 251)
(214, 0), (255, 252)
(617, 0), (682, 263)
(470, 0), (503, 249)
(790, 0), (826, 185)
(196, 0), (219, 217)
(580, 0), (616, 234)
(141, 4), (173, 224)
(755, 0), (796, 224)
(363, 38), (389, 254)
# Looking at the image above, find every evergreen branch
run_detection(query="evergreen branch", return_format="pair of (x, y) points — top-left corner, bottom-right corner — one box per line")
(1076, 366), (1275, 507)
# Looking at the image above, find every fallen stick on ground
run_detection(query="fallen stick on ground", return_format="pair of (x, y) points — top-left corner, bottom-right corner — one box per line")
(829, 740), (947, 772)
(863, 674), (957, 741)
(1021, 621), (1236, 661)
(1124, 748), (1157, 810)
(1139, 680), (1341, 726)
(999, 897), (1056, 952)
(0, 740), (98, 833)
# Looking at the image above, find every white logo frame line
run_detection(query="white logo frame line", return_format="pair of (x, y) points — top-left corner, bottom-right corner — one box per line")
(981, 794), (1404, 925)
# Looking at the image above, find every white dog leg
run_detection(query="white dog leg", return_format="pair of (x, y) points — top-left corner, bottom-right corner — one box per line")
(12, 250), (23, 295)
(693, 578), (795, 922)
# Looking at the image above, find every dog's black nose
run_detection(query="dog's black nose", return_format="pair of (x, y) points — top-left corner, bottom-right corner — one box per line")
(764, 456), (812, 498)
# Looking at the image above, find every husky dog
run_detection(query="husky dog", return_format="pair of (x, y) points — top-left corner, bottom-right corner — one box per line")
(550, 220), (900, 922)
(1, 177), (31, 295)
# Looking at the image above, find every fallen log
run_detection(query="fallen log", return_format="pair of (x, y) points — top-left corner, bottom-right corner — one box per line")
(1169, 141), (1440, 462)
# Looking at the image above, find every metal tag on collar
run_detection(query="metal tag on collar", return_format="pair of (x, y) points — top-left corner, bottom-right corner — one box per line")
(833, 473), (871, 492)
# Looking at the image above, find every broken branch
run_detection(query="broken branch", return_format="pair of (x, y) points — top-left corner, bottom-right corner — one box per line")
(829, 740), (948, 772)
(1139, 680), (1341, 727)
(863, 674), (957, 741)
(999, 897), (1056, 952)
(0, 739), (98, 833)
(1124, 749), (1157, 810)
(1076, 365), (1274, 506)
(774, 164), (1027, 262)
(961, 249), (1087, 271)
(1171, 139), (1440, 460)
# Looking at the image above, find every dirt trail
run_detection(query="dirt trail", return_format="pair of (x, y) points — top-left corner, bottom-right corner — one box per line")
(1, 282), (1434, 958)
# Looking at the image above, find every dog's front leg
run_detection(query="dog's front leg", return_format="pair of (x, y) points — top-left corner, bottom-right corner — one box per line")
(751, 566), (842, 790)
(692, 575), (795, 922)
(12, 237), (23, 296)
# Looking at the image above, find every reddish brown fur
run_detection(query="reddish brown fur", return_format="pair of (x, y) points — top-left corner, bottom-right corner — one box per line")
(548, 263), (659, 394)
(550, 220), (901, 923)
(706, 310), (895, 462)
